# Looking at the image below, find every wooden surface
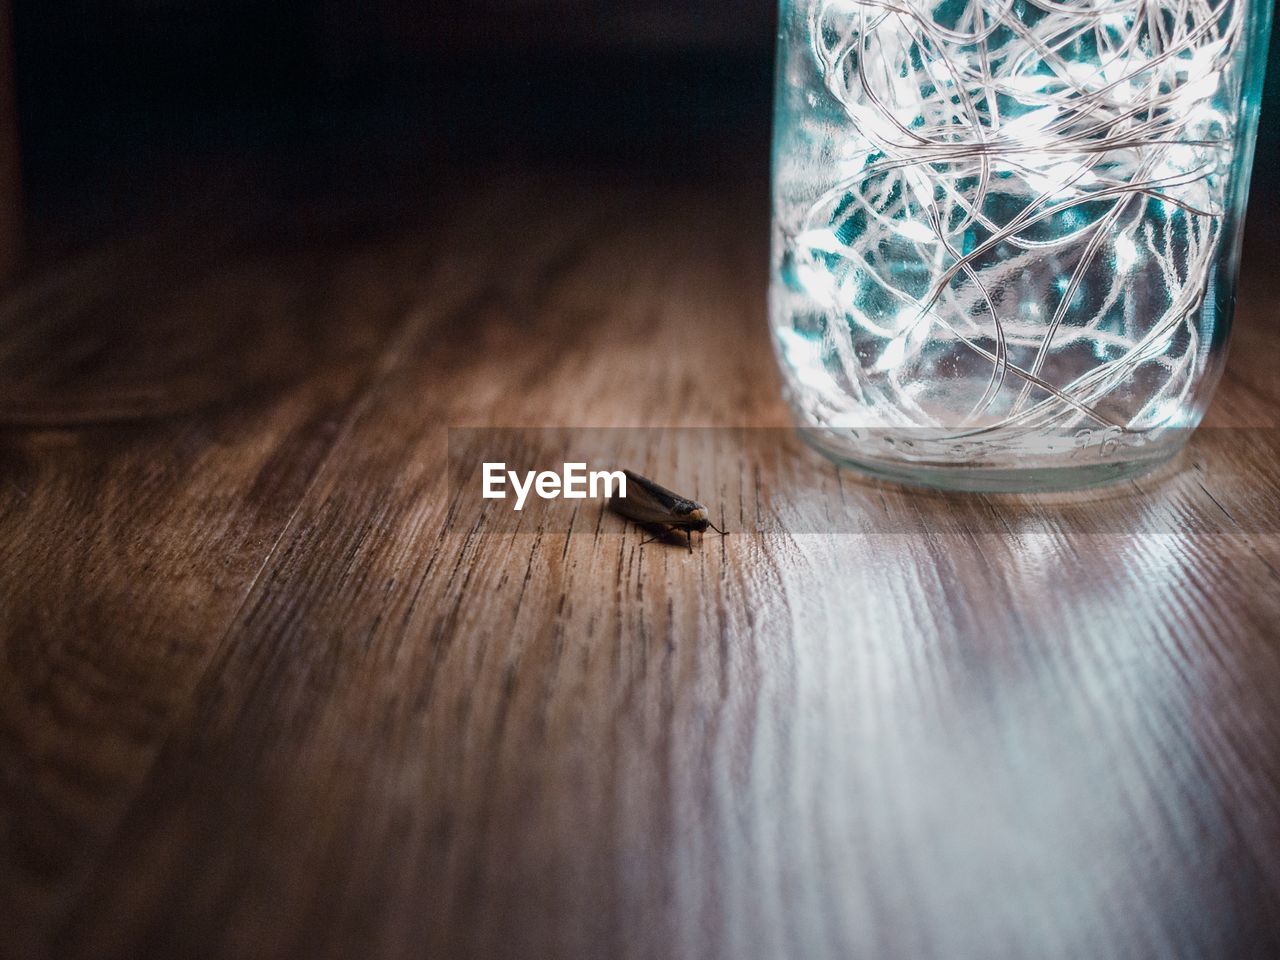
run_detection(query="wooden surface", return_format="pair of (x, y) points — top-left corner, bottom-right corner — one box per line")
(2, 172), (1280, 959)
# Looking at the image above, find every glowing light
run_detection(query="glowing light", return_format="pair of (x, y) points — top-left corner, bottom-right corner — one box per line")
(796, 257), (838, 303)
(875, 334), (907, 373)
(897, 221), (938, 243)
(1001, 107), (1058, 144)
(1114, 233), (1139, 270)
(1152, 399), (1185, 426)
(797, 228), (845, 256)
(1176, 72), (1224, 111)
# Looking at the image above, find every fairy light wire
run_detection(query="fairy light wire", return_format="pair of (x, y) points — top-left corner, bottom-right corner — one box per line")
(792, 0), (1244, 435)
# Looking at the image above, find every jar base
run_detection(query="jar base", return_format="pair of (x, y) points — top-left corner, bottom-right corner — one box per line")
(797, 427), (1181, 493)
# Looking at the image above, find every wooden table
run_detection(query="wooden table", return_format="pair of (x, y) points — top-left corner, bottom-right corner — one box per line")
(3, 171), (1280, 959)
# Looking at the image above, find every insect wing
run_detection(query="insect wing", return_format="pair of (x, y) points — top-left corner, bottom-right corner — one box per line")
(620, 470), (706, 521)
(611, 478), (686, 526)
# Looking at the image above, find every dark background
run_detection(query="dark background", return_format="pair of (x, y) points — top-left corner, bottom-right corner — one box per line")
(10, 1), (776, 257)
(7, 0), (1280, 256)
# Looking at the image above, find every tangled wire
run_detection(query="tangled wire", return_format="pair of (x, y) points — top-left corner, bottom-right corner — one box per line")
(793, 0), (1245, 437)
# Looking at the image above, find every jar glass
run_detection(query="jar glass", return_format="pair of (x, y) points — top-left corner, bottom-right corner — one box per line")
(770, 0), (1274, 490)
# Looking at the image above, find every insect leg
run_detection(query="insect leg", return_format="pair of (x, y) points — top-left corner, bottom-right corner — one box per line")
(640, 524), (673, 547)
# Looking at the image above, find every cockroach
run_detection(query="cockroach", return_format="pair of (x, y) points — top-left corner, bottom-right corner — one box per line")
(610, 469), (726, 551)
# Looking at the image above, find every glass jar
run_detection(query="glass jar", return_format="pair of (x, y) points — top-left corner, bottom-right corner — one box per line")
(770, 0), (1274, 490)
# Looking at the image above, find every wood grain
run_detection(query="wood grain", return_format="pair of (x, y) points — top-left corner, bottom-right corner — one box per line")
(3, 173), (1280, 960)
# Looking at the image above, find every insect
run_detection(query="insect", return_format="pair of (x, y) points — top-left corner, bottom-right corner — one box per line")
(610, 469), (726, 551)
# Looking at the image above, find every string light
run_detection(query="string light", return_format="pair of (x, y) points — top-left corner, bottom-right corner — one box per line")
(787, 0), (1244, 437)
